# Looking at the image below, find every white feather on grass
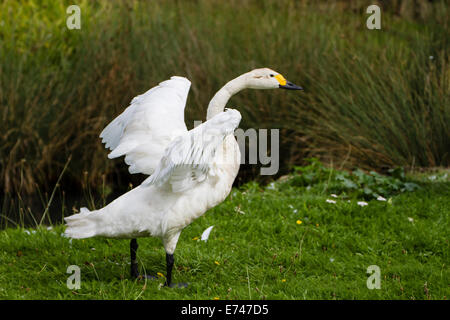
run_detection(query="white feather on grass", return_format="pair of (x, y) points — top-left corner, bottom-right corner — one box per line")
(201, 226), (214, 242)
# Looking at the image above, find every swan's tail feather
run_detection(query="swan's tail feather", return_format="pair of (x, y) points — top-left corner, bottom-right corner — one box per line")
(64, 207), (99, 239)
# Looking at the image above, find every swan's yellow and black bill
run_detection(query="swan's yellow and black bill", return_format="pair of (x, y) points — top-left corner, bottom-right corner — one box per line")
(279, 81), (303, 90)
(275, 74), (303, 90)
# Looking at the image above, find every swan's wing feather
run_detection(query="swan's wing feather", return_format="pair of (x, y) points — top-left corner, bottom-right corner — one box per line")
(99, 76), (191, 175)
(142, 109), (241, 192)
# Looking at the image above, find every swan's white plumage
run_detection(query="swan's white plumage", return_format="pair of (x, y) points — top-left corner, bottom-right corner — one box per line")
(65, 77), (242, 253)
(100, 76), (191, 175)
(143, 109), (241, 192)
(65, 68), (291, 257)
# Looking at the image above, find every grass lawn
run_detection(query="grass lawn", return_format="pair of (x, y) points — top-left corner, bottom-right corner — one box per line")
(0, 165), (448, 300)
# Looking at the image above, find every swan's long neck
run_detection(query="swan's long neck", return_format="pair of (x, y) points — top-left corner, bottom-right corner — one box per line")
(206, 74), (247, 120)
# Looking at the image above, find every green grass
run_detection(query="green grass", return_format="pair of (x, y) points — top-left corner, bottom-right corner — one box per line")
(0, 168), (448, 300)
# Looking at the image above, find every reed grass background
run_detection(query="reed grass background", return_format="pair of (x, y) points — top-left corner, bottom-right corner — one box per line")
(0, 0), (448, 218)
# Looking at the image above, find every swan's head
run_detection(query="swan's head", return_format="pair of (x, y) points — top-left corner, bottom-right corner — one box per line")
(244, 68), (303, 90)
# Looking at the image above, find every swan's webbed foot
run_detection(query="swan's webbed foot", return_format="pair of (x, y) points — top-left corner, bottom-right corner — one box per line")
(133, 273), (158, 281)
(165, 282), (188, 288)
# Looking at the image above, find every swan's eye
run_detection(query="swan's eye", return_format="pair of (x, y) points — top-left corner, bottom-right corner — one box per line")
(270, 74), (274, 77)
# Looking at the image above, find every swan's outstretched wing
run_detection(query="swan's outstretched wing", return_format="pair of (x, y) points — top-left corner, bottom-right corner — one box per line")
(143, 109), (241, 192)
(99, 76), (191, 175)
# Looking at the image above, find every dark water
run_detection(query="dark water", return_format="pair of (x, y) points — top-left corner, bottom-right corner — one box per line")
(0, 162), (285, 229)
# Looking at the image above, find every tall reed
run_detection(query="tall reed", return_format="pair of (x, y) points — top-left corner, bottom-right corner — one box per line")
(0, 0), (448, 199)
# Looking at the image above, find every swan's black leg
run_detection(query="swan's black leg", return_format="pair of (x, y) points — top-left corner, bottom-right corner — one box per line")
(165, 253), (174, 286)
(130, 238), (139, 278)
(130, 238), (156, 280)
(164, 253), (188, 288)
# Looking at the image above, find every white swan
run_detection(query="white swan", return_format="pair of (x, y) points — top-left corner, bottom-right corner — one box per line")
(64, 68), (302, 287)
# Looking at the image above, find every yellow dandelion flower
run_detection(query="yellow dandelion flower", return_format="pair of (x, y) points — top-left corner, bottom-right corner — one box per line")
(214, 261), (220, 265)
(282, 279), (286, 282)
(296, 220), (302, 225)
(192, 236), (199, 241)
(316, 223), (319, 227)
(157, 272), (165, 278)
(213, 297), (220, 300)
